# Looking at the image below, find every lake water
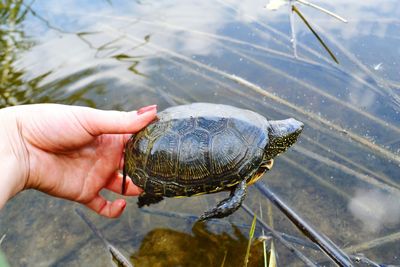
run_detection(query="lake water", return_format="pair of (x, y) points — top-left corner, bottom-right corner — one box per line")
(1, 0), (399, 266)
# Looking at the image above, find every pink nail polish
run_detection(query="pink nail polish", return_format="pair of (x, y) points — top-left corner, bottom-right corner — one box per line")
(137, 105), (157, 115)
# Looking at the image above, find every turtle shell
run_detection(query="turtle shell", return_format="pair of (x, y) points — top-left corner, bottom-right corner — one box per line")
(124, 103), (270, 197)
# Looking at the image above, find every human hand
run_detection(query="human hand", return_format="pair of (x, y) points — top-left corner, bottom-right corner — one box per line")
(0, 104), (157, 218)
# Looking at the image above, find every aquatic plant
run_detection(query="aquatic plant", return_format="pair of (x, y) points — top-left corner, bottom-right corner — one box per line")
(267, 0), (347, 63)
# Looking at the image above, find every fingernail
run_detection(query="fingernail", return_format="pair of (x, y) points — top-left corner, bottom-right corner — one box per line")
(137, 105), (157, 115)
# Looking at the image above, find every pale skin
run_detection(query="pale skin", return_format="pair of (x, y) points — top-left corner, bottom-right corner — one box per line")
(0, 103), (157, 218)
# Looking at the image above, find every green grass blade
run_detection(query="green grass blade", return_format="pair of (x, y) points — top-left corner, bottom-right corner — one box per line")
(260, 204), (268, 267)
(292, 5), (339, 64)
(269, 241), (277, 267)
(263, 239), (268, 267)
(244, 214), (257, 267)
(267, 202), (275, 267)
(220, 250), (227, 267)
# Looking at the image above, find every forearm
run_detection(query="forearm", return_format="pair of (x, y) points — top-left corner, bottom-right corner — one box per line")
(0, 107), (29, 208)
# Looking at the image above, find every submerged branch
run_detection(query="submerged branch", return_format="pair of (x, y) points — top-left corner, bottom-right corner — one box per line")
(255, 182), (354, 266)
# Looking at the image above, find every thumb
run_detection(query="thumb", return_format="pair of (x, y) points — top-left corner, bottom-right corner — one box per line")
(78, 105), (157, 136)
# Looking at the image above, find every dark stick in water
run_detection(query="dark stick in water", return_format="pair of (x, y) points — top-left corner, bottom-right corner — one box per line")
(75, 209), (133, 267)
(255, 182), (353, 267)
(140, 207), (319, 250)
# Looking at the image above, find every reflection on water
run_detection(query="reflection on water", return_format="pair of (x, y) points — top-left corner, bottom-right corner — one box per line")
(132, 222), (264, 267)
(1, 0), (400, 266)
(348, 189), (400, 233)
(0, 1), (41, 107)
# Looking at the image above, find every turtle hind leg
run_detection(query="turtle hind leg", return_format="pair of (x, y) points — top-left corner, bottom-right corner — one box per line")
(199, 180), (247, 221)
(138, 193), (164, 208)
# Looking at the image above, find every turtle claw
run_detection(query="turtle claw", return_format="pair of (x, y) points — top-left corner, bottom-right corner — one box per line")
(198, 180), (247, 221)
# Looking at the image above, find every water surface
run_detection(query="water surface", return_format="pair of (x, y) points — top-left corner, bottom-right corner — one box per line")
(1, 0), (400, 266)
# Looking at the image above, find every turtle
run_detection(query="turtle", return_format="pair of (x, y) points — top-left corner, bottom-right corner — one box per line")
(123, 103), (303, 220)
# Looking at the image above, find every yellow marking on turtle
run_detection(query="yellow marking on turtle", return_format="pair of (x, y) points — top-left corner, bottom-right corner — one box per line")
(247, 173), (263, 186)
(247, 159), (274, 185)
(172, 191), (207, 198)
(191, 191), (208, 196)
(208, 187), (222, 193)
(263, 159), (274, 170)
(226, 181), (240, 187)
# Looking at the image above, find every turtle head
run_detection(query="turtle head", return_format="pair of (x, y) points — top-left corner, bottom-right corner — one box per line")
(265, 118), (303, 159)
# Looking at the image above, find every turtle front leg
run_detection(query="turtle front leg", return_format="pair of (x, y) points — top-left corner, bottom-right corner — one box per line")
(199, 180), (247, 221)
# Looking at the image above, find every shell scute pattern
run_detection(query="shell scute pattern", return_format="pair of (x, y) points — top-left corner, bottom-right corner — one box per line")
(126, 103), (272, 197)
(178, 128), (211, 182)
(228, 118), (268, 148)
(183, 184), (206, 197)
(163, 182), (187, 197)
(146, 132), (179, 179)
(170, 117), (196, 135)
(146, 120), (171, 141)
(124, 135), (144, 181)
(145, 178), (165, 196)
(197, 117), (228, 134)
(130, 168), (148, 188)
(139, 118), (263, 195)
(210, 129), (248, 176)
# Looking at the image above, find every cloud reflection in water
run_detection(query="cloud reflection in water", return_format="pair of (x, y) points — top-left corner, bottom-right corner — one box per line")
(348, 188), (400, 232)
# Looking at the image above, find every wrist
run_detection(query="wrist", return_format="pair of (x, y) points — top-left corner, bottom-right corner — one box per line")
(0, 107), (30, 208)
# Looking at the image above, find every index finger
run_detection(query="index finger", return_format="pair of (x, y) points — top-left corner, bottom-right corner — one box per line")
(76, 105), (157, 136)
